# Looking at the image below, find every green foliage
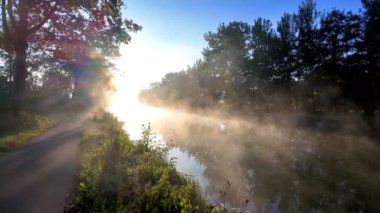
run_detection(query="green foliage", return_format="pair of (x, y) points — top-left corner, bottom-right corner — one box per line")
(140, 0), (379, 132)
(69, 111), (208, 212)
(0, 111), (52, 154)
(0, 0), (141, 113)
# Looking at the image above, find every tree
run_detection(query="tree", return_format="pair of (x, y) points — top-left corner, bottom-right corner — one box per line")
(249, 19), (278, 84)
(140, 0), (379, 132)
(358, 0), (380, 130)
(295, 0), (319, 80)
(0, 0), (141, 112)
(314, 10), (363, 111)
(203, 22), (251, 105)
(276, 13), (297, 87)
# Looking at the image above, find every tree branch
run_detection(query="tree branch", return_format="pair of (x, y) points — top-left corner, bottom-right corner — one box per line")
(27, 0), (59, 35)
(6, 0), (16, 28)
(1, 0), (9, 33)
(1, 0), (13, 45)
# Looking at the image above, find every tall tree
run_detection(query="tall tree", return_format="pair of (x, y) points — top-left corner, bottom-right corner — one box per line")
(249, 18), (278, 86)
(317, 11), (362, 87)
(203, 22), (251, 104)
(276, 13), (297, 87)
(295, 0), (319, 80)
(0, 0), (141, 112)
(359, 0), (380, 130)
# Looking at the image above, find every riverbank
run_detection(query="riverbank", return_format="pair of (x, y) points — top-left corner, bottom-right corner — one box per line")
(66, 110), (209, 212)
(141, 104), (380, 211)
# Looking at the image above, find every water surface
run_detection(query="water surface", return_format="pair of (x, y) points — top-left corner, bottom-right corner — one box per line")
(109, 101), (380, 212)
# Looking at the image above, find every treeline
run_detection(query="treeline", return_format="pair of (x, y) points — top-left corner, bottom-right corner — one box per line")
(0, 1), (141, 114)
(140, 0), (379, 129)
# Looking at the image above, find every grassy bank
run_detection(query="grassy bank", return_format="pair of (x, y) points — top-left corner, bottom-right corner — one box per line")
(67, 110), (209, 212)
(0, 112), (52, 155)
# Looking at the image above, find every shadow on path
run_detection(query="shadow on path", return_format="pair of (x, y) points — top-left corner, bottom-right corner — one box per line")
(0, 117), (85, 213)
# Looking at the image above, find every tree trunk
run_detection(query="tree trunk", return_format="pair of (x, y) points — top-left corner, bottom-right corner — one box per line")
(14, 44), (28, 95)
(12, 41), (28, 114)
(12, 1), (29, 114)
(8, 57), (12, 84)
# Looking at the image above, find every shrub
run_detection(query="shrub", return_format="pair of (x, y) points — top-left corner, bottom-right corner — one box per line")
(69, 111), (208, 212)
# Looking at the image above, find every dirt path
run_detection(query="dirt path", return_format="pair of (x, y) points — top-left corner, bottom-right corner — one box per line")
(0, 117), (85, 213)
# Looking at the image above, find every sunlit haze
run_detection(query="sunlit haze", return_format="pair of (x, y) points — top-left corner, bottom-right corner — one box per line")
(109, 0), (363, 138)
(1, 0), (378, 212)
(108, 33), (201, 138)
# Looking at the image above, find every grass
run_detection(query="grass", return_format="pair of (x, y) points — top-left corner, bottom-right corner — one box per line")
(0, 111), (52, 155)
(67, 110), (212, 213)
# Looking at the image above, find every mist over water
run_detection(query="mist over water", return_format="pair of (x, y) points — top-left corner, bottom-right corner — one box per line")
(108, 9), (380, 208)
(109, 94), (380, 211)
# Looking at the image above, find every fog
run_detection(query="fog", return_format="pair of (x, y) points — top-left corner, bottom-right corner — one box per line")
(107, 6), (380, 209)
(109, 95), (380, 211)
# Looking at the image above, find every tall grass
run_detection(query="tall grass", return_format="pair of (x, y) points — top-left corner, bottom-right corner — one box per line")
(0, 111), (52, 155)
(68, 110), (209, 212)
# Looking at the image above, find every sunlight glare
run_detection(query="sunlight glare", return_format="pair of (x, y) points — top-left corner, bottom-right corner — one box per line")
(108, 33), (199, 139)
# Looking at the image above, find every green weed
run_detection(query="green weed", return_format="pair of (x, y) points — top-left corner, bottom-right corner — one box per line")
(68, 110), (209, 212)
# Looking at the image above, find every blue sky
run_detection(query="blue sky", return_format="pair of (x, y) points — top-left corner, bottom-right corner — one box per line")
(124, 0), (363, 55)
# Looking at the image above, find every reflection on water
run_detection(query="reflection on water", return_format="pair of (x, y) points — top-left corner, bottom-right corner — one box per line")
(110, 101), (380, 212)
(169, 147), (209, 191)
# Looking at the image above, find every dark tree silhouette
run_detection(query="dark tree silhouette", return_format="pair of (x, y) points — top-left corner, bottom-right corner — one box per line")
(140, 0), (379, 132)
